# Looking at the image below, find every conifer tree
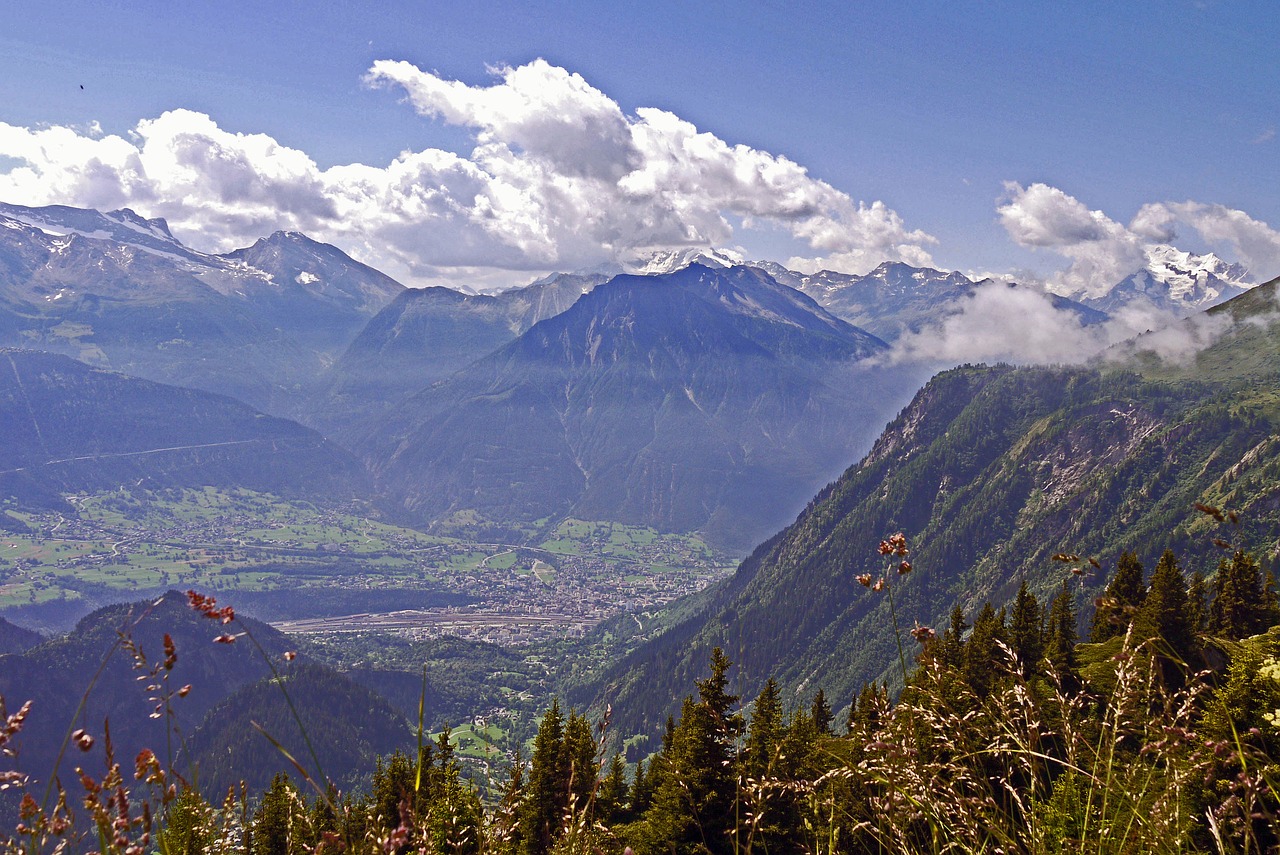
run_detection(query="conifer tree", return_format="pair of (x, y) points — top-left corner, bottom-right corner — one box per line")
(1210, 550), (1270, 638)
(963, 602), (1006, 697)
(629, 756), (654, 817)
(1044, 579), (1079, 688)
(561, 710), (597, 814)
(160, 787), (214, 855)
(252, 773), (298, 855)
(642, 649), (742, 855)
(1089, 550), (1145, 642)
(1263, 570), (1280, 629)
(744, 678), (782, 781)
(1187, 568), (1208, 637)
(939, 604), (968, 670)
(810, 688), (834, 736)
(596, 753), (629, 826)
(1008, 581), (1044, 678)
(1132, 549), (1194, 688)
(521, 700), (566, 855)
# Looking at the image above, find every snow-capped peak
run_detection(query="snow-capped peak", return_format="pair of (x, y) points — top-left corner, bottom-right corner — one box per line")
(1143, 245), (1250, 295)
(1076, 245), (1253, 316)
(623, 246), (745, 276)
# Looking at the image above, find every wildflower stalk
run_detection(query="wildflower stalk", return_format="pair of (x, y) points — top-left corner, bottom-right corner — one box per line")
(38, 597), (163, 814)
(884, 580), (909, 688)
(186, 590), (331, 809)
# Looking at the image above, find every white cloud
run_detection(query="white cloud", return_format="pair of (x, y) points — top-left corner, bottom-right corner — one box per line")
(996, 182), (1147, 297)
(1101, 307), (1236, 368)
(997, 182), (1280, 297)
(884, 280), (1233, 368)
(887, 282), (1108, 365)
(1134, 201), (1280, 282)
(0, 59), (935, 288)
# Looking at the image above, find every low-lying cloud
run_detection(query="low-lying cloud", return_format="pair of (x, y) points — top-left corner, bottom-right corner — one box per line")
(885, 280), (1236, 368)
(0, 59), (936, 288)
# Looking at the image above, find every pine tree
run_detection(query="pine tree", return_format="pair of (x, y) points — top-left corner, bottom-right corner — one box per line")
(744, 678), (782, 781)
(847, 683), (886, 738)
(1132, 549), (1194, 686)
(642, 649), (743, 855)
(561, 710), (597, 815)
(1044, 579), (1079, 689)
(1089, 550), (1145, 642)
(1187, 568), (1208, 638)
(159, 787), (214, 855)
(963, 602), (1006, 698)
(1210, 550), (1268, 638)
(939, 604), (969, 670)
(521, 700), (566, 855)
(1008, 581), (1044, 678)
(1263, 570), (1280, 629)
(252, 773), (298, 855)
(596, 753), (628, 825)
(810, 688), (834, 736)
(629, 756), (654, 816)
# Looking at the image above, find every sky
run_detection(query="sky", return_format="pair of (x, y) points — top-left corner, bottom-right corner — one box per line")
(1, 0), (1277, 294)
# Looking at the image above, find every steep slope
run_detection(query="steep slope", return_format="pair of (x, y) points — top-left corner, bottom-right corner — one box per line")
(315, 272), (605, 440)
(0, 615), (40, 654)
(183, 663), (412, 797)
(0, 592), (292, 799)
(0, 348), (367, 507)
(1114, 278), (1280, 386)
(586, 289), (1280, 737)
(366, 264), (911, 549)
(0, 203), (403, 417)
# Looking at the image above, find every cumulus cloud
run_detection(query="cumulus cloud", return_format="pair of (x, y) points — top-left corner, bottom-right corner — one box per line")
(0, 59), (935, 288)
(997, 182), (1280, 297)
(996, 182), (1147, 297)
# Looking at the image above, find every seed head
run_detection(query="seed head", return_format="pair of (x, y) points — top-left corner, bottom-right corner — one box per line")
(910, 624), (936, 643)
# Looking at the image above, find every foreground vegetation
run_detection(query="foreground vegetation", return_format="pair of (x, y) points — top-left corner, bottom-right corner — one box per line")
(3, 514), (1279, 853)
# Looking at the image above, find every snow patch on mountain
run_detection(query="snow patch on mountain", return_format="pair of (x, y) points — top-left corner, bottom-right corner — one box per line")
(1074, 245), (1253, 316)
(625, 247), (745, 275)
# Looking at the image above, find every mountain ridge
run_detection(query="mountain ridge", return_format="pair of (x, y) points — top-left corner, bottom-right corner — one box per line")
(363, 263), (915, 549)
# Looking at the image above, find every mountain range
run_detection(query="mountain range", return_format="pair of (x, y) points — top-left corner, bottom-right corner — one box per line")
(1073, 245), (1252, 316)
(313, 271), (609, 441)
(360, 264), (915, 548)
(0, 202), (403, 417)
(0, 348), (366, 510)
(753, 260), (1107, 341)
(0, 199), (1268, 574)
(580, 276), (1280, 738)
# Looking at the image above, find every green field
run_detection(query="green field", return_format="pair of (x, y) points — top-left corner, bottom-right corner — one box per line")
(0, 489), (734, 615)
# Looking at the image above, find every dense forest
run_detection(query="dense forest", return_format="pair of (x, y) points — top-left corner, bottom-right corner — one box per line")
(4, 526), (1279, 853)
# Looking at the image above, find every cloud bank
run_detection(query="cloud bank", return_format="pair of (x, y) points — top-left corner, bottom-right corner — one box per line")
(997, 182), (1280, 296)
(0, 59), (935, 288)
(885, 280), (1237, 369)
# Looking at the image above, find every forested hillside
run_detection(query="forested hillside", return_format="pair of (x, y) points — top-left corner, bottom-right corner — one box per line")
(582, 278), (1280, 739)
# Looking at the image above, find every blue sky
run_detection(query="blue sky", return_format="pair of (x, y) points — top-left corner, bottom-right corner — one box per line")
(1, 0), (1276, 291)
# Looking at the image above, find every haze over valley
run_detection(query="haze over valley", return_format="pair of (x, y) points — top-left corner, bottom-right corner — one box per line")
(1, 4), (1279, 850)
